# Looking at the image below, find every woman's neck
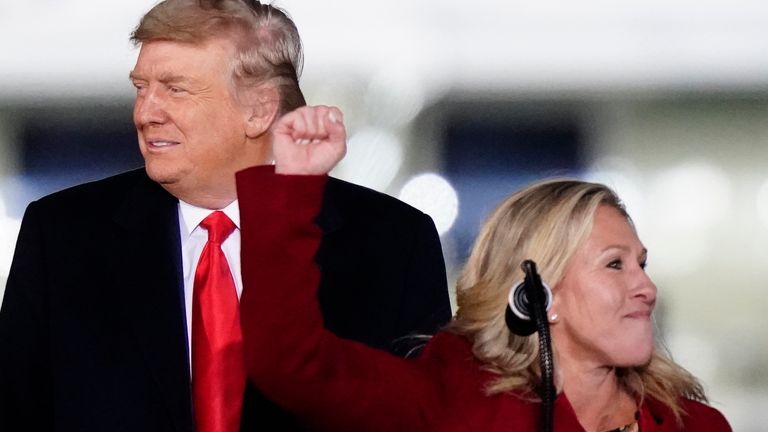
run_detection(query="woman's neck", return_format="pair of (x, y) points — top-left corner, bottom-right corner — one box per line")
(561, 362), (637, 432)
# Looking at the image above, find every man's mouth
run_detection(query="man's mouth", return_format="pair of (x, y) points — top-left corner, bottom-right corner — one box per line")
(147, 140), (180, 149)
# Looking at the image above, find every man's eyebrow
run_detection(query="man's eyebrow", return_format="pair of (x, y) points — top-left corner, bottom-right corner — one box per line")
(128, 71), (189, 84)
(157, 73), (189, 84)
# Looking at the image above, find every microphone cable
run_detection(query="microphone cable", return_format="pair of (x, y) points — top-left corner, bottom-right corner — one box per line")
(519, 260), (555, 432)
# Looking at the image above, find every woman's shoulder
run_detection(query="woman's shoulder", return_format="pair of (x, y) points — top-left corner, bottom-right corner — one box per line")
(416, 331), (545, 428)
(644, 397), (731, 431)
(419, 332), (479, 370)
(678, 398), (731, 431)
(417, 331), (502, 396)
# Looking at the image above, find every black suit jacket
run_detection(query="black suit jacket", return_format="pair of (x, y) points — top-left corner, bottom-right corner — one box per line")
(0, 168), (450, 431)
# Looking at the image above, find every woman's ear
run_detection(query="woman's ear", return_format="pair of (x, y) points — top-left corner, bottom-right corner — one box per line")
(242, 86), (280, 138)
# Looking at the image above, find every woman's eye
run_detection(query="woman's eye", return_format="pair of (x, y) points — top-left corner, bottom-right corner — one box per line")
(607, 259), (623, 270)
(640, 260), (648, 270)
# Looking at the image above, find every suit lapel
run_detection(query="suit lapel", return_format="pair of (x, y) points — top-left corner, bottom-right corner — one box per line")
(110, 171), (193, 432)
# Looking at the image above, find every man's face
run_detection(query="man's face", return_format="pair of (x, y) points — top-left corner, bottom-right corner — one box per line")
(130, 38), (266, 206)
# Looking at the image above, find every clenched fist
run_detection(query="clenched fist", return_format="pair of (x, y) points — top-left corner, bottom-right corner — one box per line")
(272, 105), (346, 175)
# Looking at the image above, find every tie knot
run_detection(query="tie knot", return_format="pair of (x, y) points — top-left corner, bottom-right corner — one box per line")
(199, 211), (236, 244)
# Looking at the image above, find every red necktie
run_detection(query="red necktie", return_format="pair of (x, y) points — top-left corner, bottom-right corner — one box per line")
(192, 211), (245, 432)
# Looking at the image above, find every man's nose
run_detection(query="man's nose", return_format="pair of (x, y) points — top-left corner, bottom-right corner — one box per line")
(134, 87), (168, 126)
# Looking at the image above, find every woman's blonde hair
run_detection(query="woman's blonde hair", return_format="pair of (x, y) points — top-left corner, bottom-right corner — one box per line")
(447, 179), (705, 421)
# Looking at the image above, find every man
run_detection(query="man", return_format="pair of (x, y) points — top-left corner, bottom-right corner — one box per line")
(0, 1), (450, 431)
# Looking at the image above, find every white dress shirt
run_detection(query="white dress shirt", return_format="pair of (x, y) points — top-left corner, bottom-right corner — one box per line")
(177, 199), (242, 365)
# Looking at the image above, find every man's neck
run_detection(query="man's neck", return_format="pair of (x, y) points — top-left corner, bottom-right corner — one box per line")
(163, 183), (237, 210)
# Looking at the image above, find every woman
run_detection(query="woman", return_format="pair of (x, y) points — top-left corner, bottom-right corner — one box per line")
(237, 106), (731, 431)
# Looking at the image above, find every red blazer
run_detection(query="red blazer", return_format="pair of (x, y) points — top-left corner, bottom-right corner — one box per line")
(237, 167), (731, 432)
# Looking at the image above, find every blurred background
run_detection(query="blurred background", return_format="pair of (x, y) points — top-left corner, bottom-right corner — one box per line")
(1, 0), (767, 428)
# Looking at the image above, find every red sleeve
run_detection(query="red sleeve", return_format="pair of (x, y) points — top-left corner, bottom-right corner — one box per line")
(680, 399), (732, 431)
(236, 166), (438, 431)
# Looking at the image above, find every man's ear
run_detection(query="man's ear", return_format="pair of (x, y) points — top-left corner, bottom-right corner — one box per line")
(242, 86), (280, 139)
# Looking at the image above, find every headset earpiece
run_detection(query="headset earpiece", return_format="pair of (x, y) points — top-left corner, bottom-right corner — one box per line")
(505, 278), (552, 336)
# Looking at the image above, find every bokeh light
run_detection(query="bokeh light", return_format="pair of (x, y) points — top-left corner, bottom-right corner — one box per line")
(332, 128), (404, 192)
(365, 68), (427, 128)
(398, 173), (459, 236)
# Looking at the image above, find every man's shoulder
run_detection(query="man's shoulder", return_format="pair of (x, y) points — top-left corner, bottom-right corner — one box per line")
(324, 176), (428, 222)
(33, 168), (151, 208)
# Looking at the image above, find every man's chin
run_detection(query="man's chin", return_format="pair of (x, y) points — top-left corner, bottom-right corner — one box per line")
(145, 164), (183, 185)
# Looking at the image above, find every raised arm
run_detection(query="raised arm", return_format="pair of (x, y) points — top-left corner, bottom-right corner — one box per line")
(272, 105), (346, 176)
(237, 106), (438, 431)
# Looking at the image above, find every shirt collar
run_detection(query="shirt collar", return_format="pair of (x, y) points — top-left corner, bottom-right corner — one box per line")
(178, 199), (241, 238)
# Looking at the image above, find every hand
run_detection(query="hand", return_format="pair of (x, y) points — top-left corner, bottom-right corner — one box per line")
(272, 105), (346, 175)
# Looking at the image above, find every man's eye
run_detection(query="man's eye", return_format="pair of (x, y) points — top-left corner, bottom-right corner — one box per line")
(169, 86), (186, 94)
(607, 259), (623, 270)
(640, 260), (648, 270)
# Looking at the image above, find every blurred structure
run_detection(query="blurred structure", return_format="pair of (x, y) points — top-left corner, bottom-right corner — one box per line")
(2, 0), (768, 429)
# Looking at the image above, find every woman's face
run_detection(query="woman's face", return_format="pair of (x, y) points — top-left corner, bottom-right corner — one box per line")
(551, 205), (657, 369)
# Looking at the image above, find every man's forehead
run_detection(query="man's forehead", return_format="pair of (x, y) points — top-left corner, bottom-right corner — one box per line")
(130, 40), (234, 80)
